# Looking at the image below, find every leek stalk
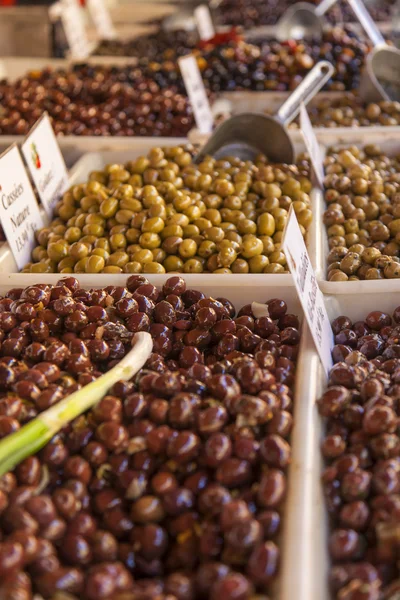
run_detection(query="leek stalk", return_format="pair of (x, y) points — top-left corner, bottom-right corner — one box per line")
(0, 332), (153, 477)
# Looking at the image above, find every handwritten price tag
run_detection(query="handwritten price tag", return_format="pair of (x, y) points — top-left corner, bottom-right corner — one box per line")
(178, 55), (213, 135)
(300, 102), (324, 188)
(87, 0), (117, 40)
(22, 113), (69, 219)
(60, 0), (91, 59)
(282, 206), (333, 375)
(0, 145), (44, 271)
(194, 5), (215, 41)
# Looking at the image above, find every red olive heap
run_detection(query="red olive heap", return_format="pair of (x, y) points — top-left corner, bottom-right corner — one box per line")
(0, 275), (300, 599)
(319, 308), (400, 599)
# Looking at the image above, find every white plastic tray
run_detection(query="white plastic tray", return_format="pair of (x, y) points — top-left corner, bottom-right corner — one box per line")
(0, 142), (321, 285)
(309, 291), (400, 600)
(0, 136), (188, 169)
(0, 272), (318, 600)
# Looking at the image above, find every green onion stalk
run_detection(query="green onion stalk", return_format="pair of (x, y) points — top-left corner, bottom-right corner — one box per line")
(0, 332), (153, 477)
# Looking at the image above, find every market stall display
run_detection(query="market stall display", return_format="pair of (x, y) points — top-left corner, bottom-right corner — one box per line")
(1, 0), (400, 597)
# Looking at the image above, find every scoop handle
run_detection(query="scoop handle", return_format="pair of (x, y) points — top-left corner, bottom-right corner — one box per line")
(276, 60), (335, 126)
(314, 0), (338, 18)
(345, 0), (385, 47)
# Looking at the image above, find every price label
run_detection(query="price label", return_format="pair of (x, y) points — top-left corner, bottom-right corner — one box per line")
(194, 5), (215, 41)
(178, 55), (213, 135)
(87, 0), (117, 40)
(60, 0), (91, 59)
(0, 145), (44, 271)
(21, 113), (69, 219)
(282, 206), (333, 376)
(300, 102), (324, 188)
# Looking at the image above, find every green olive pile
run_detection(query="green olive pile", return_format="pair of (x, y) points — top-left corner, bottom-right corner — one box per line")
(288, 94), (400, 129)
(324, 144), (400, 281)
(24, 145), (312, 275)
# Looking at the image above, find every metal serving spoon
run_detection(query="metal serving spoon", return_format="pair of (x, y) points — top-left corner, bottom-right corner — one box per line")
(275, 0), (339, 41)
(194, 60), (334, 164)
(346, 0), (400, 102)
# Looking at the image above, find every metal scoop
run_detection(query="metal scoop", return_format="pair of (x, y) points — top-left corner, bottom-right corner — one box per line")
(346, 0), (400, 102)
(194, 60), (334, 164)
(275, 0), (338, 41)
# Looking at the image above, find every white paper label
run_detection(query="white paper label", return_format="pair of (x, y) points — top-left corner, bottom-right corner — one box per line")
(282, 206), (333, 376)
(60, 0), (91, 59)
(300, 102), (324, 188)
(0, 146), (44, 271)
(21, 114), (69, 219)
(87, 0), (117, 40)
(194, 5), (215, 41)
(178, 55), (213, 135)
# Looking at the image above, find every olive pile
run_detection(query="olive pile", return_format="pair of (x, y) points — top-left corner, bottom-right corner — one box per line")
(24, 144), (312, 275)
(216, 0), (396, 27)
(94, 28), (368, 93)
(0, 275), (300, 599)
(323, 145), (400, 281)
(288, 94), (400, 129)
(0, 30), (374, 140)
(319, 308), (400, 599)
(94, 30), (197, 59)
(136, 28), (370, 93)
(0, 64), (194, 138)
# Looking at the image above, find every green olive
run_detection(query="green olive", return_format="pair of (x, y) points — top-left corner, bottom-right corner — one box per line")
(82, 224), (104, 237)
(103, 265), (123, 274)
(58, 257), (76, 271)
(139, 232), (161, 250)
(100, 197), (119, 218)
(248, 255), (269, 273)
(257, 213), (275, 236)
(70, 242), (89, 261)
(231, 258), (249, 273)
(126, 228), (141, 244)
(241, 236), (263, 259)
(109, 233), (127, 251)
(164, 255), (184, 272)
(183, 258), (203, 273)
(47, 241), (69, 262)
(142, 262), (165, 274)
(32, 246), (47, 262)
(74, 258), (89, 273)
(30, 262), (53, 273)
(218, 246), (237, 267)
(92, 248), (110, 261)
(179, 239), (197, 259)
(124, 261), (142, 273)
(94, 238), (111, 252)
(204, 227), (225, 243)
(133, 249), (154, 264)
(85, 255), (105, 273)
(263, 263), (284, 274)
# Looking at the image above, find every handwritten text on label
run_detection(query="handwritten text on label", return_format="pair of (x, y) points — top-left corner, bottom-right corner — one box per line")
(87, 0), (117, 40)
(194, 5), (215, 41)
(178, 55), (213, 135)
(60, 0), (91, 59)
(282, 206), (333, 375)
(0, 145), (44, 270)
(300, 102), (324, 188)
